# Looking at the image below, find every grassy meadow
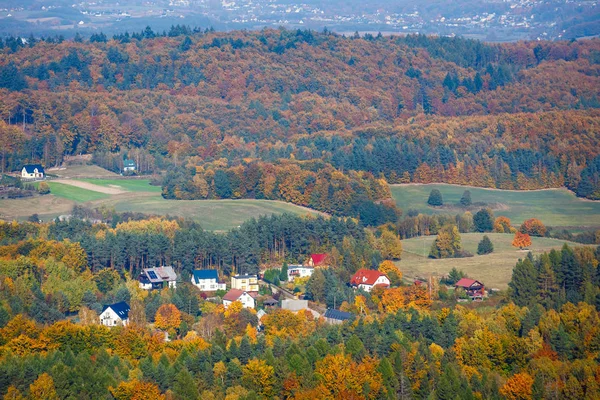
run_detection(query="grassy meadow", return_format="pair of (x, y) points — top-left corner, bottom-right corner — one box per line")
(79, 178), (162, 193)
(397, 233), (584, 289)
(391, 184), (600, 228)
(46, 182), (111, 202)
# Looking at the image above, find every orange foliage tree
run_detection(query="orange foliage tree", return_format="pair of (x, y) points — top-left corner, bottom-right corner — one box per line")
(519, 218), (547, 237)
(494, 216), (514, 233)
(500, 372), (534, 400)
(512, 232), (532, 250)
(154, 304), (182, 332)
(110, 379), (165, 400)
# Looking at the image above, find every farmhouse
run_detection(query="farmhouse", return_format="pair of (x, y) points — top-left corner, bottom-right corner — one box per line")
(455, 278), (486, 300)
(123, 159), (136, 172)
(287, 265), (314, 281)
(191, 269), (226, 291)
(324, 309), (354, 325)
(223, 289), (257, 309)
(99, 301), (130, 326)
(231, 274), (259, 291)
(138, 266), (177, 290)
(21, 164), (45, 180)
(308, 253), (328, 267)
(350, 269), (390, 292)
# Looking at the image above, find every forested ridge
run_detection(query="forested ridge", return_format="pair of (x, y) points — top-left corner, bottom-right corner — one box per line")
(1, 28), (600, 209)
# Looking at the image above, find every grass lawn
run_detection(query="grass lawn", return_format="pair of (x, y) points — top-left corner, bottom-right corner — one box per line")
(397, 233), (585, 290)
(85, 194), (323, 231)
(391, 184), (600, 228)
(79, 179), (162, 193)
(47, 182), (111, 202)
(47, 165), (118, 178)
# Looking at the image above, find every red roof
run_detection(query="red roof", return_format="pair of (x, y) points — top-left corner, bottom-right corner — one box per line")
(223, 289), (258, 302)
(455, 278), (483, 288)
(311, 254), (327, 266)
(350, 269), (389, 286)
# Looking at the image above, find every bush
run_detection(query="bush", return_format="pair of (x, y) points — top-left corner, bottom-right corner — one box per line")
(38, 181), (50, 195)
(477, 235), (494, 255)
(427, 189), (443, 206)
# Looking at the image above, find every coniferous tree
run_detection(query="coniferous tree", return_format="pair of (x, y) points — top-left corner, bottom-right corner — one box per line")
(473, 208), (494, 232)
(509, 257), (538, 306)
(477, 235), (494, 255)
(460, 190), (472, 207)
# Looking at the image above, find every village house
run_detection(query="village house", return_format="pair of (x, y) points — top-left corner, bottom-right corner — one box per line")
(21, 164), (45, 180)
(455, 278), (486, 300)
(123, 159), (136, 172)
(138, 266), (177, 290)
(99, 301), (130, 326)
(350, 269), (390, 292)
(324, 309), (354, 325)
(191, 269), (226, 291)
(223, 289), (257, 309)
(287, 264), (314, 281)
(307, 253), (328, 267)
(231, 274), (259, 291)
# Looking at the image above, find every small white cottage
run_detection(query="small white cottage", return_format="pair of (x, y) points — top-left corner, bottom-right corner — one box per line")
(99, 301), (130, 326)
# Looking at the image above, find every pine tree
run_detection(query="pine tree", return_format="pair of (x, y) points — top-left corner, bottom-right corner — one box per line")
(173, 368), (200, 400)
(509, 258), (538, 306)
(279, 262), (288, 282)
(477, 235), (494, 255)
(474, 208), (494, 232)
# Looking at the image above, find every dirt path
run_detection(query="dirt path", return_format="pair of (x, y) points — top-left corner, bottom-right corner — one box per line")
(53, 179), (128, 194)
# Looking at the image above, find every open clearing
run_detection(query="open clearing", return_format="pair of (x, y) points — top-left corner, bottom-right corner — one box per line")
(52, 179), (127, 195)
(391, 184), (600, 228)
(1, 167), (322, 230)
(397, 233), (585, 289)
(47, 165), (118, 178)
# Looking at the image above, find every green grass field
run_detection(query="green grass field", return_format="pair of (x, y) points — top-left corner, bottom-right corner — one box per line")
(391, 184), (600, 228)
(397, 233), (584, 289)
(47, 182), (111, 202)
(105, 197), (322, 231)
(79, 179), (162, 193)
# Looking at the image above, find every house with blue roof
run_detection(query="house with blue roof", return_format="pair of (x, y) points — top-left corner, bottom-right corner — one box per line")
(99, 301), (130, 327)
(191, 269), (226, 292)
(323, 309), (354, 325)
(21, 164), (45, 180)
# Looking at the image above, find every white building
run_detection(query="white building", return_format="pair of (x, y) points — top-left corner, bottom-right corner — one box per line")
(99, 301), (130, 327)
(191, 269), (226, 291)
(287, 265), (314, 281)
(21, 164), (45, 180)
(350, 269), (391, 292)
(223, 289), (257, 309)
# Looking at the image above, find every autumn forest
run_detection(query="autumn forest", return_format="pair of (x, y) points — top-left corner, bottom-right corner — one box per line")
(0, 25), (600, 400)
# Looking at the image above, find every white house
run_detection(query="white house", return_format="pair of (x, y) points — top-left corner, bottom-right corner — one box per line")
(223, 289), (257, 309)
(99, 301), (130, 326)
(350, 269), (390, 292)
(231, 274), (259, 292)
(21, 164), (45, 179)
(191, 269), (226, 291)
(287, 265), (314, 281)
(139, 266), (177, 290)
(123, 159), (136, 172)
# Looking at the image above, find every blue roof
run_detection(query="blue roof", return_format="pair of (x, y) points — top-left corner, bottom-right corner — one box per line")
(102, 301), (130, 320)
(192, 269), (219, 284)
(22, 164), (44, 174)
(324, 309), (353, 321)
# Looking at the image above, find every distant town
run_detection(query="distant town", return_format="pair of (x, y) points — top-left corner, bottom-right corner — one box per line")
(0, 0), (598, 41)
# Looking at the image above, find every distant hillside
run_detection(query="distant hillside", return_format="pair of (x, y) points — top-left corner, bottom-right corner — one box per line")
(1, 30), (599, 211)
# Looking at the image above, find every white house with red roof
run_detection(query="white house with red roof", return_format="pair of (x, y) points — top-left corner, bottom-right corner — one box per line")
(350, 269), (390, 292)
(222, 289), (257, 309)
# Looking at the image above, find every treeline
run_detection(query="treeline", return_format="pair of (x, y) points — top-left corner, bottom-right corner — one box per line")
(509, 244), (600, 309)
(0, 213), (374, 279)
(162, 161), (395, 222)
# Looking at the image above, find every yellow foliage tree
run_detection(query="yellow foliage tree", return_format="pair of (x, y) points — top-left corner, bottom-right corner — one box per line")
(110, 379), (165, 400)
(154, 304), (182, 332)
(378, 288), (405, 314)
(29, 373), (58, 400)
(378, 260), (403, 286)
(242, 359), (275, 397)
